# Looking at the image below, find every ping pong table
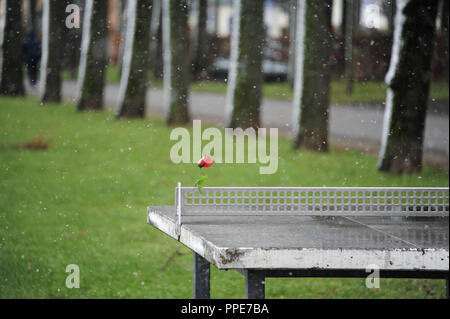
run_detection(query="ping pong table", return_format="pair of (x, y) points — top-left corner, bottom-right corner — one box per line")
(147, 185), (449, 299)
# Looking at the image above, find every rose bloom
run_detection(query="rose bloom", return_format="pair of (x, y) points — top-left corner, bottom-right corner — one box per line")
(198, 155), (213, 168)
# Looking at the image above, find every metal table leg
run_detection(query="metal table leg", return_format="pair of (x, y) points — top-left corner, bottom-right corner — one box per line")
(193, 252), (210, 299)
(446, 277), (449, 299)
(245, 270), (265, 299)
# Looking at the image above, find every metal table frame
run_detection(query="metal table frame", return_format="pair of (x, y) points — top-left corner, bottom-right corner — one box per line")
(193, 253), (449, 299)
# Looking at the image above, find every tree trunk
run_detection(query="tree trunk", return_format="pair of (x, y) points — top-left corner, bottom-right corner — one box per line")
(192, 0), (209, 81)
(225, 0), (264, 130)
(441, 0), (449, 80)
(28, 0), (39, 31)
(62, 0), (83, 80)
(378, 0), (438, 174)
(344, 0), (353, 95)
(153, 9), (164, 79)
(116, 0), (152, 118)
(0, 0), (25, 96)
(287, 0), (297, 87)
(163, 0), (190, 124)
(77, 0), (108, 111)
(39, 0), (66, 103)
(149, 0), (163, 79)
(292, 0), (333, 152)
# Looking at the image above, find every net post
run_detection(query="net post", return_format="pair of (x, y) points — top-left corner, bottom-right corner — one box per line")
(175, 182), (182, 238)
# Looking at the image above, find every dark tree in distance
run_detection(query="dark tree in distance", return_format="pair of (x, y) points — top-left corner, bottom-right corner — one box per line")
(163, 0), (190, 124)
(149, 0), (163, 79)
(153, 10), (164, 79)
(344, 0), (354, 95)
(287, 0), (297, 87)
(292, 0), (333, 152)
(378, 0), (439, 174)
(77, 0), (108, 111)
(441, 0), (449, 79)
(117, 0), (152, 118)
(225, 0), (265, 130)
(28, 0), (39, 31)
(62, 0), (83, 79)
(39, 0), (66, 103)
(192, 0), (209, 80)
(0, 0), (24, 96)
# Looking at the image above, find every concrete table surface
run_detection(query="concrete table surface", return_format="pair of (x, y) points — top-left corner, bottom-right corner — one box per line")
(147, 206), (449, 271)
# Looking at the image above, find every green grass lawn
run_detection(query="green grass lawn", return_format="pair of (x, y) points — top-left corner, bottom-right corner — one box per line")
(0, 96), (448, 298)
(99, 65), (449, 104)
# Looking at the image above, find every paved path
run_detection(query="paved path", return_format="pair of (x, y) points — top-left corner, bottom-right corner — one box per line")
(31, 81), (450, 167)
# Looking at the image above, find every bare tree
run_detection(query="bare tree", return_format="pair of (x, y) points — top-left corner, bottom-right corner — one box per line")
(39, 0), (66, 103)
(162, 0), (190, 124)
(116, 0), (152, 118)
(292, 0), (333, 152)
(378, 0), (439, 174)
(225, 0), (265, 130)
(0, 0), (24, 96)
(77, 0), (108, 111)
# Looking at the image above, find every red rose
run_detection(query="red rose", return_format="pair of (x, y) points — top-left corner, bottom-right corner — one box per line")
(197, 155), (213, 168)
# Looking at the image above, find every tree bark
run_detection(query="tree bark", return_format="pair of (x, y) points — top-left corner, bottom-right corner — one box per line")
(378, 0), (438, 174)
(287, 0), (297, 87)
(344, 0), (354, 95)
(39, 0), (66, 103)
(441, 0), (449, 80)
(0, 0), (25, 96)
(62, 0), (83, 79)
(77, 0), (108, 111)
(163, 0), (190, 125)
(292, 0), (333, 152)
(28, 0), (39, 31)
(226, 0), (265, 130)
(192, 0), (209, 81)
(116, 0), (152, 118)
(149, 0), (163, 79)
(153, 9), (164, 79)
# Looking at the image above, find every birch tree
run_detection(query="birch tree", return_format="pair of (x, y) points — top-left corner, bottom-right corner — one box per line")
(292, 0), (333, 152)
(39, 0), (66, 103)
(162, 0), (190, 124)
(76, 0), (108, 111)
(0, 0), (24, 96)
(116, 0), (152, 118)
(225, 0), (265, 130)
(378, 0), (439, 174)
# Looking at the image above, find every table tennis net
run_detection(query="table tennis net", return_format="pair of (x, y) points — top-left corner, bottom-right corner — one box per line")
(176, 187), (449, 216)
